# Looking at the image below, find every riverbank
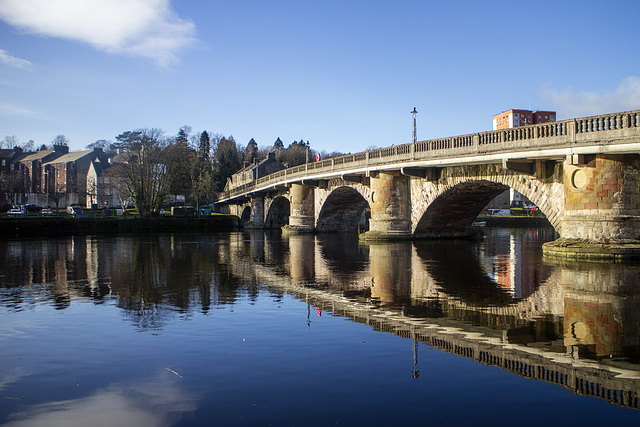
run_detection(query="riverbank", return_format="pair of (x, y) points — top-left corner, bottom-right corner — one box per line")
(0, 214), (550, 240)
(0, 215), (241, 239)
(476, 215), (551, 228)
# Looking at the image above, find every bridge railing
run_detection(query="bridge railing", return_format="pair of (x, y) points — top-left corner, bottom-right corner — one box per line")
(216, 109), (640, 202)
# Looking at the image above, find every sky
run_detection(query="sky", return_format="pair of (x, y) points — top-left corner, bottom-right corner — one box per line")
(1, 0), (640, 154)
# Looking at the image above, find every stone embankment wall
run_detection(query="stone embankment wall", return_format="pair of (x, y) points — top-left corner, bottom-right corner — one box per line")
(0, 215), (240, 239)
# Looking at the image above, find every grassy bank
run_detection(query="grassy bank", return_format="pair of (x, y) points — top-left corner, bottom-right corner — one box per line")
(0, 215), (241, 239)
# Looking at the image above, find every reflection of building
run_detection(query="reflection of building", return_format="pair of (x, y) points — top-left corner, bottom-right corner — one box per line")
(479, 229), (548, 299)
(492, 109), (556, 130)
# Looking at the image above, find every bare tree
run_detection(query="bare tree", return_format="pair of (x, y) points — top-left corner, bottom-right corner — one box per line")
(51, 135), (69, 146)
(0, 170), (24, 207)
(116, 128), (173, 216)
(0, 135), (19, 149)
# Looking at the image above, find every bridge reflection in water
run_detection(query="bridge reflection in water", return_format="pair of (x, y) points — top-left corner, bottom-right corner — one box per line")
(229, 228), (640, 411)
(2, 228), (640, 412)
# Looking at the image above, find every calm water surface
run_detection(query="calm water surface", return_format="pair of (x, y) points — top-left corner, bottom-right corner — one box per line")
(1, 228), (640, 426)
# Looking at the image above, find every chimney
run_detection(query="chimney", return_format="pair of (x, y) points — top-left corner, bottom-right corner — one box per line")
(54, 144), (69, 154)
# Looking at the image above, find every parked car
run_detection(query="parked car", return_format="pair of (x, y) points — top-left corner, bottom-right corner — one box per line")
(66, 205), (83, 216)
(41, 208), (54, 216)
(7, 208), (25, 216)
(21, 204), (43, 214)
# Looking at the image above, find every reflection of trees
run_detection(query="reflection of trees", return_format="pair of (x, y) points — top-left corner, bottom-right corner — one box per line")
(111, 235), (248, 329)
(116, 237), (170, 329)
(0, 234), (252, 329)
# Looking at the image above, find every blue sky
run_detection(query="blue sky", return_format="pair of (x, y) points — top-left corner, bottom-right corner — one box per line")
(1, 0), (639, 154)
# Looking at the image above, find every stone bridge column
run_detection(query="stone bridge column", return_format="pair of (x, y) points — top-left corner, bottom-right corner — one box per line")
(362, 171), (411, 239)
(250, 195), (264, 228)
(288, 183), (315, 232)
(544, 154), (640, 260)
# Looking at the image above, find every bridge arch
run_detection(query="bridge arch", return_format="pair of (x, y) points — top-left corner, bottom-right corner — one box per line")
(316, 186), (370, 232)
(410, 164), (565, 237)
(414, 180), (509, 238)
(240, 206), (252, 225)
(265, 196), (290, 229)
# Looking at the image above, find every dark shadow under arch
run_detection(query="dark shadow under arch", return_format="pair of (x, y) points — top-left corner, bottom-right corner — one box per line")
(317, 186), (370, 232)
(265, 197), (290, 229)
(240, 206), (251, 225)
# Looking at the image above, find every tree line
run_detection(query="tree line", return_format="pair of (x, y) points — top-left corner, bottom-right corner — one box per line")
(1, 129), (345, 216)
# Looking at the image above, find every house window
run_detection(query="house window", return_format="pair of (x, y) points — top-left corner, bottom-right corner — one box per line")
(1, 160), (5, 166)
(105, 177), (110, 184)
(99, 177), (104, 184)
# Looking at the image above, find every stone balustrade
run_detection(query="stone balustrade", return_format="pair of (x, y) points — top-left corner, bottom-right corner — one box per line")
(217, 109), (640, 202)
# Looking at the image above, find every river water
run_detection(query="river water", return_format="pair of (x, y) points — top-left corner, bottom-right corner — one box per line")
(1, 228), (640, 426)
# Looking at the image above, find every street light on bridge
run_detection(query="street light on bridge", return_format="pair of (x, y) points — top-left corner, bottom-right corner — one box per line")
(411, 107), (418, 143)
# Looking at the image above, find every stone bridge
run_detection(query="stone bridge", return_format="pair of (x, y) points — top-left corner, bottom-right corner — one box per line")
(216, 110), (640, 258)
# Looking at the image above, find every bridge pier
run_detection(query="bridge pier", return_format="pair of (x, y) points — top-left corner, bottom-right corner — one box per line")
(544, 154), (640, 260)
(249, 196), (265, 227)
(361, 171), (411, 240)
(287, 183), (315, 233)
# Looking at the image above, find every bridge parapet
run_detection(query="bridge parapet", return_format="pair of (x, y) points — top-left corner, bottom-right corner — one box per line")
(217, 109), (640, 203)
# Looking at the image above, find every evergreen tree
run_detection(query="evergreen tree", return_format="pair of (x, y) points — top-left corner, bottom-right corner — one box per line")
(243, 138), (258, 164)
(198, 131), (210, 163)
(191, 131), (213, 209)
(176, 125), (192, 145)
(212, 136), (241, 192)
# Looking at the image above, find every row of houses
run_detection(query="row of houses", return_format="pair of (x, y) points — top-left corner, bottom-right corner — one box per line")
(0, 144), (123, 210)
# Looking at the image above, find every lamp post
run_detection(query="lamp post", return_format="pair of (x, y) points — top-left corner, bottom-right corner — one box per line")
(411, 107), (418, 143)
(43, 169), (49, 208)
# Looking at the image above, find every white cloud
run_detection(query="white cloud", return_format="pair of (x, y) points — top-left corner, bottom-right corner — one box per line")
(0, 49), (32, 69)
(0, 0), (196, 67)
(542, 76), (640, 118)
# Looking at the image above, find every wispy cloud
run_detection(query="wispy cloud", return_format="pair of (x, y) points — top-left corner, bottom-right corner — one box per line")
(0, 0), (197, 67)
(542, 76), (640, 118)
(0, 102), (38, 117)
(0, 49), (32, 70)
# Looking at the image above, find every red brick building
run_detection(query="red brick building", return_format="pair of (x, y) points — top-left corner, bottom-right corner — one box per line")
(492, 109), (556, 130)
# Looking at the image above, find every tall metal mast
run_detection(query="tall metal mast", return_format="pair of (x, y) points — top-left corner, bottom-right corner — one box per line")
(411, 107), (418, 143)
